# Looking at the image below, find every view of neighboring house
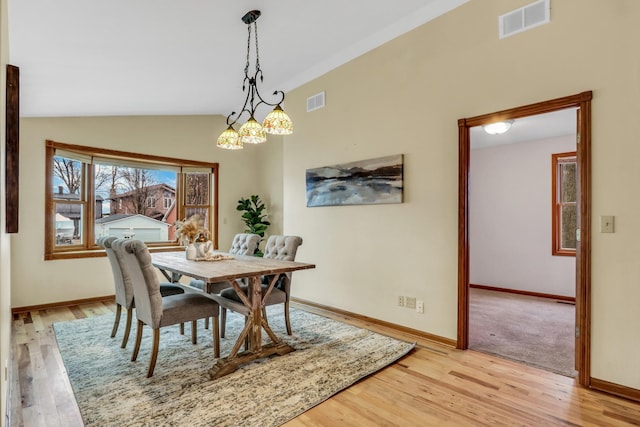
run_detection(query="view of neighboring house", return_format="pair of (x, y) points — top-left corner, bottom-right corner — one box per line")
(95, 213), (171, 242)
(55, 183), (178, 244)
(110, 183), (176, 221)
(109, 183), (177, 240)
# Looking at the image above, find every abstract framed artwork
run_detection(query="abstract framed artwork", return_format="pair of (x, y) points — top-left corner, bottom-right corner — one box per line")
(305, 154), (404, 207)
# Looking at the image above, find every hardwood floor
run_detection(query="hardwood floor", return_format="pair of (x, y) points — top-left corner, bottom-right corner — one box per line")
(10, 301), (640, 426)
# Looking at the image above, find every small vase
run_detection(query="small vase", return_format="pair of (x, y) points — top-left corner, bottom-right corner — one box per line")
(185, 243), (197, 260)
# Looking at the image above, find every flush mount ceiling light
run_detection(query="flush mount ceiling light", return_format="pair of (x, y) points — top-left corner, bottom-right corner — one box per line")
(216, 10), (293, 150)
(483, 120), (514, 135)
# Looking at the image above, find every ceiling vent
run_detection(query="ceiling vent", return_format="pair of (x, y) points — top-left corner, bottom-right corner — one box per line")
(306, 91), (325, 112)
(499, 0), (550, 39)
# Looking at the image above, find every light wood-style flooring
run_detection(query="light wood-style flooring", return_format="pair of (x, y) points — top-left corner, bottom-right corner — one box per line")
(10, 301), (640, 426)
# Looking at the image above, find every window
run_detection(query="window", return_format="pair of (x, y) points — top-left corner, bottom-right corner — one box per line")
(552, 151), (577, 256)
(45, 140), (219, 260)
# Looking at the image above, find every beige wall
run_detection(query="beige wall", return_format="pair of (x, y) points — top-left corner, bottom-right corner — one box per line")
(284, 0), (640, 390)
(9, 0), (640, 397)
(12, 115), (282, 308)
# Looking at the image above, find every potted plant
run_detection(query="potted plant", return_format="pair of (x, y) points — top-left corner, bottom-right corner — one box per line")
(237, 195), (270, 256)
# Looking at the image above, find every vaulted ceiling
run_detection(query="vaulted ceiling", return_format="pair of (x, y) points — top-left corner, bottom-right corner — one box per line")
(8, 0), (468, 117)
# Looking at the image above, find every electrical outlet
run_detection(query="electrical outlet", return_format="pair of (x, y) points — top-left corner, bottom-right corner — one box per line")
(398, 296), (405, 307)
(416, 300), (424, 313)
(405, 297), (416, 309)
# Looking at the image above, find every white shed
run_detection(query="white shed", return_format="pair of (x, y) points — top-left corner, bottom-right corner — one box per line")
(95, 214), (170, 242)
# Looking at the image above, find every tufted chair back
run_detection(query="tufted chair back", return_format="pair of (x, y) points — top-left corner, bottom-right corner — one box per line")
(99, 236), (133, 309)
(111, 239), (220, 377)
(229, 233), (261, 255)
(112, 239), (164, 329)
(262, 235), (303, 261)
(220, 234), (303, 337)
(188, 233), (262, 296)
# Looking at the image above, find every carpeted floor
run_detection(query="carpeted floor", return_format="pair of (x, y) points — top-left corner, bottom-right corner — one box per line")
(53, 306), (414, 427)
(469, 288), (577, 377)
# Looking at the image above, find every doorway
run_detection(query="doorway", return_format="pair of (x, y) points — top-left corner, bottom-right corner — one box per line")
(457, 91), (593, 386)
(468, 109), (577, 376)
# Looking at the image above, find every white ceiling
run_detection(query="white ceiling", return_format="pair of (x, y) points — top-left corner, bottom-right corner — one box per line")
(8, 0), (470, 118)
(9, 0), (575, 142)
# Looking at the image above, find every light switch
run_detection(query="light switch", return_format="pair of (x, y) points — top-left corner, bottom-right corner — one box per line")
(600, 215), (615, 233)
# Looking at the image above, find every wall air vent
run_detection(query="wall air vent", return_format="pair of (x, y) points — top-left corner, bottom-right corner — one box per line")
(499, 0), (550, 39)
(306, 91), (325, 112)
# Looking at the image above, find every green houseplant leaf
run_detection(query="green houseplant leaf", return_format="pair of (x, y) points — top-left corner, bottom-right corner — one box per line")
(236, 195), (270, 256)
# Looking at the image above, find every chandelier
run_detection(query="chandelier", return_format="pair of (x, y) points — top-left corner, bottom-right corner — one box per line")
(216, 10), (293, 150)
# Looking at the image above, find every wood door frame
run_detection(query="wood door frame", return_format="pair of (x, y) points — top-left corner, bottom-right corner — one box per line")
(457, 91), (593, 387)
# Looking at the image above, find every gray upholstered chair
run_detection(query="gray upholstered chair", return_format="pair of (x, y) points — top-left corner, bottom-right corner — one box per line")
(112, 238), (220, 378)
(189, 233), (260, 331)
(219, 235), (303, 338)
(99, 236), (185, 348)
(189, 233), (261, 293)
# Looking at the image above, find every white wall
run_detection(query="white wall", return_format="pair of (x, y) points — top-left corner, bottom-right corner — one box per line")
(469, 135), (576, 297)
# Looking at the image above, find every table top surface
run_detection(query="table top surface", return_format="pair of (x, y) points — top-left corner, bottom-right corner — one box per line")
(151, 251), (315, 283)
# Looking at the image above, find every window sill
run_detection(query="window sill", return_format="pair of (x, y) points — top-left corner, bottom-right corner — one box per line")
(45, 245), (185, 261)
(552, 250), (576, 257)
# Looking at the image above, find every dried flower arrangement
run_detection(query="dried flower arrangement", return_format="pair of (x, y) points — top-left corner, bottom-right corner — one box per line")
(175, 214), (208, 245)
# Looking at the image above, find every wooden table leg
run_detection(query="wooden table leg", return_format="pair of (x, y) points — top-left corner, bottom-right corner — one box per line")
(248, 276), (262, 352)
(208, 275), (295, 380)
(158, 268), (182, 283)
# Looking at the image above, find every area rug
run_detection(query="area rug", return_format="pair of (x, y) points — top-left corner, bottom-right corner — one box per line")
(469, 288), (576, 377)
(53, 307), (414, 426)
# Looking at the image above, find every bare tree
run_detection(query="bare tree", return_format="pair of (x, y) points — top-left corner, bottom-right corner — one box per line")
(94, 164), (117, 194)
(53, 158), (81, 194)
(185, 173), (209, 205)
(120, 168), (156, 215)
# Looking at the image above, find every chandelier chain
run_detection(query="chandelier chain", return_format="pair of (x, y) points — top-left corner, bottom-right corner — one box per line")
(243, 23), (262, 79)
(216, 10), (293, 149)
(254, 22), (261, 74)
(244, 25), (251, 77)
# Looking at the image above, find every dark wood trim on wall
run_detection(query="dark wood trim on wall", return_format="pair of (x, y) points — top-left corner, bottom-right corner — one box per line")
(6, 64), (19, 233)
(576, 95), (593, 387)
(458, 91), (593, 388)
(457, 119), (470, 349)
(11, 295), (115, 315)
(591, 378), (640, 404)
(469, 284), (575, 303)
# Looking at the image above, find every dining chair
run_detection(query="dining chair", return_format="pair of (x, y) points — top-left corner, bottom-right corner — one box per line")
(112, 238), (220, 378)
(219, 235), (303, 338)
(189, 233), (260, 329)
(99, 236), (185, 349)
(189, 232), (261, 292)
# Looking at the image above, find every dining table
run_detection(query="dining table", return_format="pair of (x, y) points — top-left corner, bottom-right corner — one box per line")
(151, 251), (315, 379)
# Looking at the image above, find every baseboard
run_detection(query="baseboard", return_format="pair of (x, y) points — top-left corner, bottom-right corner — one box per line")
(591, 378), (640, 403)
(291, 297), (457, 348)
(470, 284), (575, 303)
(11, 295), (115, 315)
